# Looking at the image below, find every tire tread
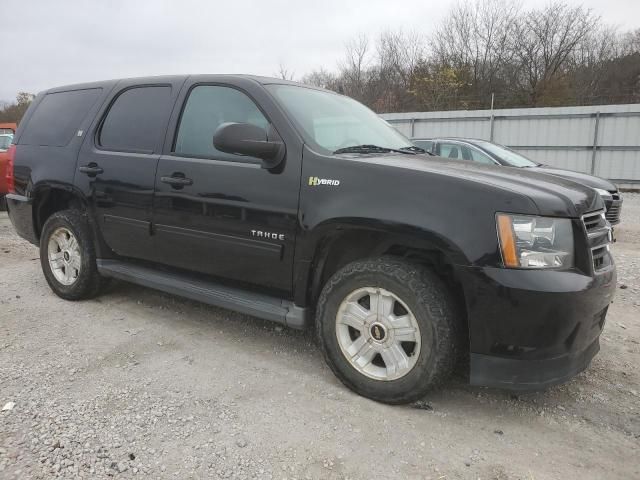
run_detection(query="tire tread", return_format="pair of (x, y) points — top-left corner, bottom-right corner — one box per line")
(316, 256), (461, 404)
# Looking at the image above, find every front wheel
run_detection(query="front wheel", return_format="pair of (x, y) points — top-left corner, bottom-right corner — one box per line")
(40, 209), (105, 300)
(316, 257), (460, 404)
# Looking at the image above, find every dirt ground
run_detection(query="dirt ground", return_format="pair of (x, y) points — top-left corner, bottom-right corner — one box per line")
(1, 196), (639, 480)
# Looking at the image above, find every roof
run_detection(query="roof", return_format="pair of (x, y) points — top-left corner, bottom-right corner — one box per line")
(43, 74), (324, 95)
(413, 137), (490, 145)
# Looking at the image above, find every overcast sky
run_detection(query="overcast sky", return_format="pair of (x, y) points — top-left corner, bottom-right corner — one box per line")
(1, 0), (639, 102)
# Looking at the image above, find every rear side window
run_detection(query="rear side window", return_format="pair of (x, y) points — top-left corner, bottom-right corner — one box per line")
(20, 89), (101, 147)
(99, 86), (172, 153)
(174, 85), (269, 159)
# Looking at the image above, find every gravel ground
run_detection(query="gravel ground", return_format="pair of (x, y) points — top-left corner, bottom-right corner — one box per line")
(1, 196), (639, 480)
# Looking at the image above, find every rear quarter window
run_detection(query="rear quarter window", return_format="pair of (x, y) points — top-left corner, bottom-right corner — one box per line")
(20, 88), (102, 147)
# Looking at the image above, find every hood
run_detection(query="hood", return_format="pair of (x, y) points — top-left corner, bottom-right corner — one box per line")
(354, 154), (604, 218)
(531, 165), (618, 192)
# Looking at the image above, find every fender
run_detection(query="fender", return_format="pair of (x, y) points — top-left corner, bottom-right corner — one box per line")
(292, 145), (541, 306)
(292, 217), (468, 307)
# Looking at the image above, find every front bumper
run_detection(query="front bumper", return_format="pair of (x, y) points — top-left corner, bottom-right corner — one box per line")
(6, 193), (38, 245)
(457, 264), (616, 390)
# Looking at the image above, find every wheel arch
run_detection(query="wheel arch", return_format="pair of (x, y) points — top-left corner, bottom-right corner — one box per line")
(31, 183), (88, 240)
(300, 219), (469, 307)
(301, 219), (471, 379)
(30, 183), (111, 258)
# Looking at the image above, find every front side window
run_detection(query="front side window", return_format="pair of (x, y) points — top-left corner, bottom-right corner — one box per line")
(468, 147), (496, 164)
(99, 86), (172, 153)
(174, 85), (269, 159)
(439, 143), (464, 160)
(475, 141), (539, 167)
(266, 84), (413, 154)
(413, 140), (433, 152)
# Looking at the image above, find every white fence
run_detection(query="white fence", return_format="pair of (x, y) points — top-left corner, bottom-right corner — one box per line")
(381, 104), (640, 187)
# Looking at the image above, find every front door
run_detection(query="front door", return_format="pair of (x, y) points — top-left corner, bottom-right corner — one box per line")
(152, 82), (301, 293)
(76, 78), (183, 261)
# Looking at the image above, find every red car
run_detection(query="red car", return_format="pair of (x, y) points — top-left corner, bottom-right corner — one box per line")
(0, 122), (17, 208)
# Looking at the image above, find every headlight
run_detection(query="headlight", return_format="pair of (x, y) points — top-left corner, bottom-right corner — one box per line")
(594, 188), (612, 199)
(496, 214), (574, 269)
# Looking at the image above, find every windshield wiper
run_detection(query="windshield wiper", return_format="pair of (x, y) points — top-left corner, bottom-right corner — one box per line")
(399, 146), (429, 154)
(333, 144), (418, 155)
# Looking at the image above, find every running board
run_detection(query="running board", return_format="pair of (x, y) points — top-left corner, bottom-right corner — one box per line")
(96, 260), (307, 329)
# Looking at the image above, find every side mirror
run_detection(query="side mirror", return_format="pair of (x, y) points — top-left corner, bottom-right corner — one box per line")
(213, 122), (285, 169)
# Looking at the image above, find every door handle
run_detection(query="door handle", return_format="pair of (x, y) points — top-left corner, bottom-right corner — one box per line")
(161, 173), (193, 188)
(78, 163), (104, 176)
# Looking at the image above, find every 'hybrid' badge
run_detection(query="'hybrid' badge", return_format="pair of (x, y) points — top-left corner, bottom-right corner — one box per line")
(308, 176), (340, 186)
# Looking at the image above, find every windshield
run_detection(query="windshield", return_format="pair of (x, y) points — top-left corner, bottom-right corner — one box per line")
(0, 134), (13, 151)
(475, 141), (539, 167)
(266, 85), (414, 154)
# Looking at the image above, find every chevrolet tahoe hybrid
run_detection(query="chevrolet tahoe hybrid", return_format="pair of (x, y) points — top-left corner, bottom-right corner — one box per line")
(5, 75), (616, 404)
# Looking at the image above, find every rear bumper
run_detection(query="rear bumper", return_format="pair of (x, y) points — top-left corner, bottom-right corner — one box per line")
(457, 264), (616, 390)
(6, 193), (38, 245)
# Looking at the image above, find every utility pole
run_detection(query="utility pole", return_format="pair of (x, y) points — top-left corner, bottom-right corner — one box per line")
(489, 93), (495, 141)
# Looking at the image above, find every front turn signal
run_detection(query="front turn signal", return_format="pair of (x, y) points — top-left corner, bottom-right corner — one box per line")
(496, 214), (519, 268)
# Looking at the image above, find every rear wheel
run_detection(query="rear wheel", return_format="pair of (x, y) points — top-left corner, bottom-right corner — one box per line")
(316, 257), (460, 404)
(40, 210), (105, 300)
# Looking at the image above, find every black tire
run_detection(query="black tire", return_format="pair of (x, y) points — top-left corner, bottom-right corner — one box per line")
(40, 209), (105, 300)
(316, 257), (460, 404)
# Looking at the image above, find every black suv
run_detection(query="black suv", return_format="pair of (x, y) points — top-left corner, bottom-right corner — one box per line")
(5, 75), (616, 404)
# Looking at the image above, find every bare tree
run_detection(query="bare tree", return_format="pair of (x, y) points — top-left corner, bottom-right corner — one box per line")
(0, 92), (35, 123)
(276, 62), (295, 81)
(512, 2), (598, 104)
(278, 1), (640, 112)
(568, 25), (620, 101)
(431, 0), (519, 97)
(621, 29), (640, 55)
(338, 34), (371, 101)
(374, 30), (425, 111)
(300, 68), (338, 90)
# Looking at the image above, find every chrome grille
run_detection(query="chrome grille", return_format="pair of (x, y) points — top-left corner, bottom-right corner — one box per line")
(581, 210), (612, 272)
(583, 211), (607, 234)
(591, 245), (611, 271)
(605, 202), (622, 224)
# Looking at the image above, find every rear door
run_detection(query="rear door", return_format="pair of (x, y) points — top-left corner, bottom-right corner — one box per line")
(76, 78), (184, 261)
(151, 79), (301, 293)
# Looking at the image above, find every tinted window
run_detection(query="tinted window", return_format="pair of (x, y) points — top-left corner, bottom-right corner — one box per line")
(100, 86), (172, 153)
(21, 89), (101, 147)
(439, 143), (463, 159)
(174, 86), (269, 159)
